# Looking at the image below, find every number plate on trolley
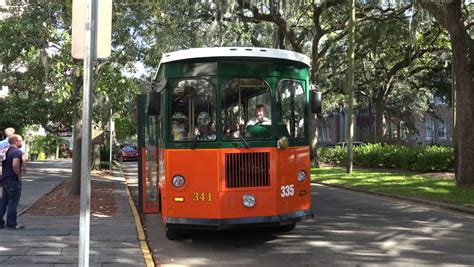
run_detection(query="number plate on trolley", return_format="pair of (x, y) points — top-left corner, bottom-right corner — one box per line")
(280, 184), (295, 197)
(193, 192), (213, 202)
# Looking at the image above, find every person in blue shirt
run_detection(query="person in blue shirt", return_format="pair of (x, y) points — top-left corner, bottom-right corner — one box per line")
(0, 134), (25, 230)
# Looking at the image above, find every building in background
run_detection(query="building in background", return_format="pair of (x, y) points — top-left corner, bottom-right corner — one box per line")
(316, 98), (453, 147)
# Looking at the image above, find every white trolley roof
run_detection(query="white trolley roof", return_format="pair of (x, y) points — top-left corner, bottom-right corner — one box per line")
(159, 47), (311, 67)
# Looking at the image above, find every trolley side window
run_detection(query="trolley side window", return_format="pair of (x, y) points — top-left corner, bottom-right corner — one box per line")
(276, 80), (306, 139)
(221, 78), (271, 139)
(171, 79), (216, 142)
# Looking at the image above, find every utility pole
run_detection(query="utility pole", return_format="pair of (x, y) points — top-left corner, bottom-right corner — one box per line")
(346, 0), (355, 174)
(72, 0), (112, 265)
(109, 109), (114, 174)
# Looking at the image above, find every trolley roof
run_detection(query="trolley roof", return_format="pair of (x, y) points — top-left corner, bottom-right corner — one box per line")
(159, 47), (311, 67)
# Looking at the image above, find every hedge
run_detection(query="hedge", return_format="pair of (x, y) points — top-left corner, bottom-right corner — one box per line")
(317, 144), (454, 172)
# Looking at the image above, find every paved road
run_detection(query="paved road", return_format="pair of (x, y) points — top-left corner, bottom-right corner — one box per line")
(122, 161), (474, 266)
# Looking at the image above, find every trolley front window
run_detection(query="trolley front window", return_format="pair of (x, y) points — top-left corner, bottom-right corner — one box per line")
(221, 78), (271, 140)
(171, 79), (216, 142)
(276, 79), (306, 139)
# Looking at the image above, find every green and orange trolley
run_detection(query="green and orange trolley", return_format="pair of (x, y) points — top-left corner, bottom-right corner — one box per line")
(137, 47), (321, 239)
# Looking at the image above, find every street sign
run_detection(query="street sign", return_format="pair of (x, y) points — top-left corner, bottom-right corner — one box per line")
(72, 0), (112, 59)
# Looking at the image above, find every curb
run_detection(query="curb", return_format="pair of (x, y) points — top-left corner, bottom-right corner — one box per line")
(118, 166), (155, 267)
(312, 182), (474, 216)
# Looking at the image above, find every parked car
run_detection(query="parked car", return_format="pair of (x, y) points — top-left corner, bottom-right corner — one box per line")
(120, 145), (138, 161)
(335, 141), (366, 148)
(320, 143), (335, 148)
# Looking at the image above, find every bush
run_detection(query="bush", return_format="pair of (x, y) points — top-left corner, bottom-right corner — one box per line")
(317, 146), (346, 164)
(317, 143), (454, 172)
(100, 145), (110, 162)
(100, 144), (122, 162)
(30, 134), (67, 159)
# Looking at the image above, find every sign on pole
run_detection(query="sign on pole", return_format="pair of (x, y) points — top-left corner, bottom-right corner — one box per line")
(72, 0), (112, 59)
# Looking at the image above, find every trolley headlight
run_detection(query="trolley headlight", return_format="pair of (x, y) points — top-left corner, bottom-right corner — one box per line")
(172, 175), (185, 188)
(297, 170), (307, 182)
(242, 194), (256, 208)
(277, 136), (289, 150)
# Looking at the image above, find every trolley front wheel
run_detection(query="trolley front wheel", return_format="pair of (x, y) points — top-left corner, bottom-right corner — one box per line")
(165, 225), (183, 240)
(276, 223), (296, 233)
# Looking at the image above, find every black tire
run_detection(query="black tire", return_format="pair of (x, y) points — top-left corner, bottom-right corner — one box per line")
(165, 225), (183, 240)
(276, 223), (296, 233)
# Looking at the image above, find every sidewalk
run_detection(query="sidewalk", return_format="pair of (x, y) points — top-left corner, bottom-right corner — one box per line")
(0, 159), (146, 266)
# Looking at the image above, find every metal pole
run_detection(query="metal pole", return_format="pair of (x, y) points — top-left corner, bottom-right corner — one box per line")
(109, 109), (113, 174)
(346, 0), (355, 174)
(79, 0), (96, 266)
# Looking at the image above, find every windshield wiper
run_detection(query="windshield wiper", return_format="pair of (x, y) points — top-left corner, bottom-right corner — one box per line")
(238, 133), (250, 148)
(191, 133), (200, 149)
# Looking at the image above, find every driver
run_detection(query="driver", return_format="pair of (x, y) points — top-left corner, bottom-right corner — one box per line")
(247, 104), (271, 126)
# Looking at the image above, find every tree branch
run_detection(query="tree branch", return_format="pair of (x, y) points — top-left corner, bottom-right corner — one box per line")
(318, 30), (348, 59)
(237, 4), (303, 52)
(358, 3), (412, 23)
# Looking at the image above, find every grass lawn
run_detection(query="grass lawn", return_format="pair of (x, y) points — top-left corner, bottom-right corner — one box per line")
(311, 167), (474, 209)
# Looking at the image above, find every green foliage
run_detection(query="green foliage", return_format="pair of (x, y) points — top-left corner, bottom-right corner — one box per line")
(317, 146), (347, 164)
(100, 145), (109, 162)
(30, 134), (67, 159)
(114, 116), (136, 143)
(99, 161), (111, 170)
(37, 152), (47, 161)
(318, 144), (454, 172)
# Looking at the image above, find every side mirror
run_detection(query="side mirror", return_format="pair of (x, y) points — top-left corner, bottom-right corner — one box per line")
(147, 91), (161, 115)
(153, 78), (167, 92)
(310, 90), (322, 114)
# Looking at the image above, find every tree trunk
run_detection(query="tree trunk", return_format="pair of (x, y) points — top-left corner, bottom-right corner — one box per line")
(374, 95), (386, 143)
(310, 114), (320, 168)
(445, 1), (474, 186)
(69, 117), (82, 196)
(309, 4), (324, 168)
(91, 144), (101, 170)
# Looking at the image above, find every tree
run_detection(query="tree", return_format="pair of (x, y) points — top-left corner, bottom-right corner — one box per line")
(419, 0), (474, 186)
(352, 1), (447, 142)
(0, 1), (148, 195)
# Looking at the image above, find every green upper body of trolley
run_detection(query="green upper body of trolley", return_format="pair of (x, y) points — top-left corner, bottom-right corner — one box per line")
(149, 47), (312, 149)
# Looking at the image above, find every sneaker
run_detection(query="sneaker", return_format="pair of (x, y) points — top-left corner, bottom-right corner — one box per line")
(6, 225), (25, 230)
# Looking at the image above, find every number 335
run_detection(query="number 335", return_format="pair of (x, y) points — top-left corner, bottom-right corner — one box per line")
(280, 184), (294, 197)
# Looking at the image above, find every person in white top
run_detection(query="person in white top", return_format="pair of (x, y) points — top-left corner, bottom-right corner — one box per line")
(0, 128), (26, 171)
(0, 128), (15, 149)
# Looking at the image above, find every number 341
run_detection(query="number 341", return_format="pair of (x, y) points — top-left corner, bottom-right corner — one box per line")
(280, 184), (294, 197)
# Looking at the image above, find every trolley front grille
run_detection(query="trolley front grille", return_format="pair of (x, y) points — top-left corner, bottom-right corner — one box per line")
(225, 152), (270, 188)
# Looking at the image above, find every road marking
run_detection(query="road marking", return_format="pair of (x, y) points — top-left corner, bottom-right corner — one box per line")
(122, 166), (155, 267)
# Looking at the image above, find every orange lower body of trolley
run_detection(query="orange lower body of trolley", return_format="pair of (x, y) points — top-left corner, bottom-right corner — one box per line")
(158, 146), (313, 238)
